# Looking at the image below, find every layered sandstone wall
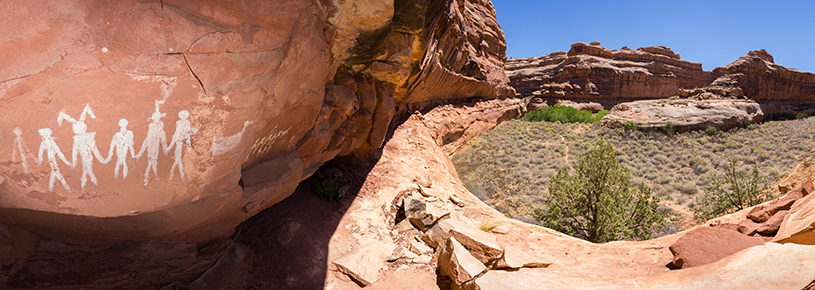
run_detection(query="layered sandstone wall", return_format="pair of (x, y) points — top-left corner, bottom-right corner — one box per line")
(506, 42), (722, 101)
(712, 49), (815, 104)
(0, 0), (513, 287)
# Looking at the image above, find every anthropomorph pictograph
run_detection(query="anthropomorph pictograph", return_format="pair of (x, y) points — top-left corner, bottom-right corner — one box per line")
(36, 128), (72, 192)
(105, 118), (136, 179)
(165, 110), (192, 180)
(59, 104), (108, 189)
(136, 100), (168, 186)
(12, 127), (35, 173)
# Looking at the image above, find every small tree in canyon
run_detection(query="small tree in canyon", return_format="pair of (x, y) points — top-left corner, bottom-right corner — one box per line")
(536, 139), (666, 243)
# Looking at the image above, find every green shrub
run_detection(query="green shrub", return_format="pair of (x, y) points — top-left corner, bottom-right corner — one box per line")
(661, 121), (675, 135)
(623, 121), (637, 131)
(797, 112), (810, 119)
(743, 118), (752, 128)
(535, 139), (666, 242)
(705, 126), (719, 136)
(523, 105), (606, 124)
(688, 159), (772, 221)
(314, 178), (346, 202)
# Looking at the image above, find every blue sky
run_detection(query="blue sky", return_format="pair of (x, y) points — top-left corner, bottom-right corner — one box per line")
(493, 1), (815, 72)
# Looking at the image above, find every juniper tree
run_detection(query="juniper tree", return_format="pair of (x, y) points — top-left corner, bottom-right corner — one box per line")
(535, 139), (665, 243)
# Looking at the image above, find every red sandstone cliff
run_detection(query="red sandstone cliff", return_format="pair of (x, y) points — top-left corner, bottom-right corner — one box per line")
(506, 42), (722, 101)
(712, 49), (815, 104)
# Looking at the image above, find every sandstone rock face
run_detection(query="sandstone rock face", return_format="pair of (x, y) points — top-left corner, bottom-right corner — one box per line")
(601, 98), (763, 132)
(317, 99), (815, 289)
(668, 227), (766, 269)
(0, 0), (512, 287)
(774, 177), (815, 244)
(711, 49), (815, 104)
(506, 42), (721, 102)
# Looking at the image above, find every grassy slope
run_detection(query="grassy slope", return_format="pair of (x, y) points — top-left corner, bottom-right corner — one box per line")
(452, 118), (815, 231)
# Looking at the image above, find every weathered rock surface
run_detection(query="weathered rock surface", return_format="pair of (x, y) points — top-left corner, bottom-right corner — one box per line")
(0, 0), (513, 287)
(437, 237), (487, 285)
(668, 227), (766, 269)
(711, 49), (815, 104)
(601, 98), (763, 132)
(506, 42), (721, 102)
(774, 178), (815, 244)
(331, 241), (397, 286)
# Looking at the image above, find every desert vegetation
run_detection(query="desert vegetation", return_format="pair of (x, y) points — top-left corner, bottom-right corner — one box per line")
(453, 117), (815, 236)
(536, 139), (666, 242)
(522, 105), (608, 123)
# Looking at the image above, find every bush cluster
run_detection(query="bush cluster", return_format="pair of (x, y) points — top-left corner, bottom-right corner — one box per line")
(523, 105), (608, 124)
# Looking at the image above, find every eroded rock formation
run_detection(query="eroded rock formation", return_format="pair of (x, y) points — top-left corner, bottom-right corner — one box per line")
(601, 98), (763, 132)
(506, 42), (722, 103)
(712, 49), (815, 104)
(0, 0), (513, 287)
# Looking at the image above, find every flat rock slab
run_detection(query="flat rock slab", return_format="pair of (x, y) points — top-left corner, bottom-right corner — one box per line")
(449, 223), (503, 264)
(331, 241), (396, 286)
(602, 98), (763, 132)
(669, 227), (766, 269)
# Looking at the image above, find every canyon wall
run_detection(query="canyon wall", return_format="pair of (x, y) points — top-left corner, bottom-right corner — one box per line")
(712, 49), (815, 104)
(0, 0), (513, 287)
(506, 42), (722, 102)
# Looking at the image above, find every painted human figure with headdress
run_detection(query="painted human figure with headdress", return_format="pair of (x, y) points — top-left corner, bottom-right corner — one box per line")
(136, 100), (169, 186)
(58, 104), (107, 190)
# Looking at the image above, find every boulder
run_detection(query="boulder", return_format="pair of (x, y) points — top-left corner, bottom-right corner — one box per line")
(437, 237), (487, 286)
(555, 100), (604, 113)
(737, 219), (761, 236)
(331, 241), (396, 286)
(526, 97), (547, 112)
(755, 210), (788, 236)
(669, 227), (766, 269)
(402, 196), (435, 231)
(601, 98), (763, 132)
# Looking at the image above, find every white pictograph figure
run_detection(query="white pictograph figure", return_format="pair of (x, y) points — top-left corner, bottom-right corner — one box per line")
(212, 121), (252, 156)
(59, 104), (108, 190)
(12, 127), (35, 173)
(105, 119), (136, 179)
(165, 110), (192, 180)
(136, 100), (169, 186)
(36, 128), (72, 192)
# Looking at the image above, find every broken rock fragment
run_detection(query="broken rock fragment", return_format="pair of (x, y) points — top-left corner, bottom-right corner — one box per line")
(331, 241), (396, 286)
(450, 224), (503, 264)
(495, 245), (551, 270)
(437, 237), (487, 285)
